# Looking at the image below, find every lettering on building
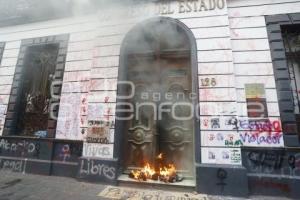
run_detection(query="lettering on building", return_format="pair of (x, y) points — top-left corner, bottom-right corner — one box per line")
(159, 0), (226, 15)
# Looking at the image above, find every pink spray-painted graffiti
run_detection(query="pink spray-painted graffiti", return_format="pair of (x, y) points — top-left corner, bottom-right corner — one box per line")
(201, 117), (284, 147)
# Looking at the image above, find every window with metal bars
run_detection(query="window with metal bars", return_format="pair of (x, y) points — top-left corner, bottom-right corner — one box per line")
(282, 24), (300, 115)
(15, 44), (59, 136)
(282, 24), (300, 134)
(3, 35), (69, 138)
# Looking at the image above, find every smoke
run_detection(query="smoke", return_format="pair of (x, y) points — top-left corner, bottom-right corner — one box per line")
(0, 0), (162, 27)
(66, 0), (159, 17)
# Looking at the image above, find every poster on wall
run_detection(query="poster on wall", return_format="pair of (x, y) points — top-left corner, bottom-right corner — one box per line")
(56, 93), (82, 140)
(86, 120), (114, 144)
(245, 83), (266, 98)
(245, 84), (268, 118)
(201, 147), (241, 165)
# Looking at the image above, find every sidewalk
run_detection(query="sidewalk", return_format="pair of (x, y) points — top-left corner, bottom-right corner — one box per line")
(0, 171), (293, 200)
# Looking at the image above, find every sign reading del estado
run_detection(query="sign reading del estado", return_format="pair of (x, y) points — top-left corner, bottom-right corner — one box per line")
(158, 0), (226, 15)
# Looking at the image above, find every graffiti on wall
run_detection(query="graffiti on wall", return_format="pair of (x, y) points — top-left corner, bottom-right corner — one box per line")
(56, 93), (82, 140)
(78, 158), (117, 184)
(0, 158), (25, 173)
(57, 73), (117, 141)
(201, 117), (282, 132)
(239, 132), (283, 147)
(82, 143), (113, 159)
(85, 95), (115, 143)
(52, 142), (83, 163)
(0, 138), (54, 160)
(201, 117), (284, 147)
(216, 168), (228, 192)
(242, 150), (300, 176)
(0, 139), (40, 157)
(0, 138), (55, 174)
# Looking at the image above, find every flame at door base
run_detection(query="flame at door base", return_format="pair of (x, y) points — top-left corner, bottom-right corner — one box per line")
(128, 154), (183, 183)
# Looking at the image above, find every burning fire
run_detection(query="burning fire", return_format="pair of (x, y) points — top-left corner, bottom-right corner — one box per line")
(160, 164), (176, 177)
(157, 153), (163, 159)
(129, 153), (182, 183)
(130, 163), (156, 180)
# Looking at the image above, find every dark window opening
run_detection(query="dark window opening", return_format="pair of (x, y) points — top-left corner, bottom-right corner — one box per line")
(282, 25), (300, 114)
(15, 44), (59, 136)
(282, 24), (300, 134)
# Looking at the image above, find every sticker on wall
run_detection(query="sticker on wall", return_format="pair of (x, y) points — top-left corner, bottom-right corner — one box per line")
(201, 147), (241, 165)
(82, 143), (114, 159)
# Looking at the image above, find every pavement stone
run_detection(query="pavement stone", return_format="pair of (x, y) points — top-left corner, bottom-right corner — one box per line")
(0, 171), (294, 200)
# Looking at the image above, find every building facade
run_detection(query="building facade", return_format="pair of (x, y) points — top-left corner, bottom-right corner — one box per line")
(0, 0), (300, 198)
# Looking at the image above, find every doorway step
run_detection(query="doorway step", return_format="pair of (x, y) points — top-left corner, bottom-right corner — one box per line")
(117, 174), (196, 192)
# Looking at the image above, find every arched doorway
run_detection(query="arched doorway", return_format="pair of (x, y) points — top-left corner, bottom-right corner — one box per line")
(116, 17), (199, 182)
